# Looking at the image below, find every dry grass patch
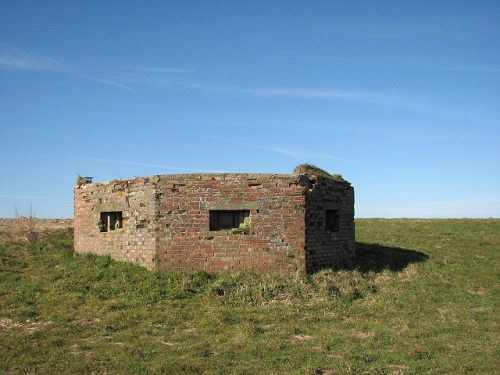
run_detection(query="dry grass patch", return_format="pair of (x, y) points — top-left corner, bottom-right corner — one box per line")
(0, 218), (73, 243)
(0, 318), (52, 334)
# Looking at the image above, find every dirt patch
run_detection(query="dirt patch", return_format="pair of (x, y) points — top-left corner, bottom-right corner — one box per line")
(291, 334), (313, 342)
(0, 317), (52, 334)
(0, 218), (73, 243)
(470, 306), (492, 313)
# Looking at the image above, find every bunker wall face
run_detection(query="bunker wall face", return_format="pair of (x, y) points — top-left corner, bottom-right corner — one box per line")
(155, 174), (307, 273)
(304, 178), (355, 272)
(74, 172), (355, 274)
(74, 177), (158, 270)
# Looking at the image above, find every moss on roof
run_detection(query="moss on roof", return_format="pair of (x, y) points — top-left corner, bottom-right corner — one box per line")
(293, 164), (346, 182)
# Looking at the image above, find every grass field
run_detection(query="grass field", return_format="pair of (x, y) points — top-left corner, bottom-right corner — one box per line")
(0, 219), (498, 374)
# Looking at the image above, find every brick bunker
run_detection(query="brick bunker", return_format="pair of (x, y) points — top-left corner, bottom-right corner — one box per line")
(74, 165), (354, 273)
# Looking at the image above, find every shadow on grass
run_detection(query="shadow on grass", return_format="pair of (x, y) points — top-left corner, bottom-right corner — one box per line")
(334, 242), (428, 273)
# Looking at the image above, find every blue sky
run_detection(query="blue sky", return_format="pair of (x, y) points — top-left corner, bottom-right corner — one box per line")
(1, 1), (499, 218)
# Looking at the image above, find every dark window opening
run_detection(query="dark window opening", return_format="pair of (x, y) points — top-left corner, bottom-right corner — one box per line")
(99, 211), (123, 232)
(325, 210), (339, 232)
(210, 210), (250, 232)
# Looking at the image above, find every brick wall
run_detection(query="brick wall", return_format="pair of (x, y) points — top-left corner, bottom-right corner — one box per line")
(74, 176), (158, 270)
(74, 172), (354, 273)
(155, 174), (307, 272)
(304, 176), (355, 272)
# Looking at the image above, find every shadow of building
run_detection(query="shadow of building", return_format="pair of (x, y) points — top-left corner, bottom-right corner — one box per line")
(328, 242), (428, 273)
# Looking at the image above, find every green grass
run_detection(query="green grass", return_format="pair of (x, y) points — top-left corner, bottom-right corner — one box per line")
(0, 220), (498, 374)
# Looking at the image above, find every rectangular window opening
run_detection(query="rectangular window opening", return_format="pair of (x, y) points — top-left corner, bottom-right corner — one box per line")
(325, 209), (340, 232)
(99, 211), (123, 232)
(210, 210), (250, 233)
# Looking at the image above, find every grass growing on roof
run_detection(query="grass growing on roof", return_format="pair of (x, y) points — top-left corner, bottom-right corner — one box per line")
(293, 163), (346, 181)
(1, 220), (498, 374)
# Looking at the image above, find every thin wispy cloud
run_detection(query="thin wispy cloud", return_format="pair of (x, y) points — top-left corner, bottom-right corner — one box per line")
(197, 84), (436, 117)
(77, 65), (491, 123)
(138, 78), (472, 120)
(76, 157), (213, 173)
(88, 77), (136, 92)
(130, 66), (193, 74)
(239, 87), (375, 101)
(0, 44), (69, 72)
(216, 82), (491, 123)
(0, 44), (137, 92)
(207, 136), (351, 163)
(154, 79), (485, 121)
(266, 147), (351, 162)
(139, 78), (397, 106)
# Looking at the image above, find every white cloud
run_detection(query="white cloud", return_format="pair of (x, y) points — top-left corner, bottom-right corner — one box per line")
(0, 45), (69, 72)
(129, 66), (193, 74)
(137, 79), (482, 121)
(206, 136), (351, 163)
(0, 44), (137, 92)
(87, 77), (136, 92)
(265, 147), (351, 162)
(76, 157), (213, 173)
(150, 81), (377, 104)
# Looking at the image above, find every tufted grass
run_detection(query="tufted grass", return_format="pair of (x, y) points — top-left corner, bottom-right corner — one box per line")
(0, 219), (498, 374)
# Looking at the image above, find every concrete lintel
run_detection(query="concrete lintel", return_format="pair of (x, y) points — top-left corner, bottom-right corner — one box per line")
(96, 202), (129, 212)
(323, 202), (340, 210)
(202, 201), (261, 210)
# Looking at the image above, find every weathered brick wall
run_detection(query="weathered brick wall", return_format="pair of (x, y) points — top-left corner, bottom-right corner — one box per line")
(304, 176), (355, 272)
(74, 177), (158, 270)
(155, 174), (307, 272)
(74, 172), (355, 273)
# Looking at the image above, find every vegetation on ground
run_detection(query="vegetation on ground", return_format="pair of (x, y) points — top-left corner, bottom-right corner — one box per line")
(0, 219), (498, 374)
